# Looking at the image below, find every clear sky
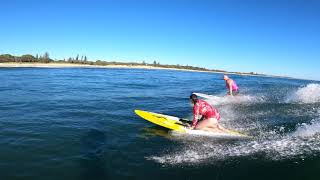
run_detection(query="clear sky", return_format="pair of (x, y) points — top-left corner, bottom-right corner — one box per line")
(1, 0), (319, 80)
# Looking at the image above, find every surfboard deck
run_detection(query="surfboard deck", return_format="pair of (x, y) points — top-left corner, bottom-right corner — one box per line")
(193, 92), (217, 99)
(135, 109), (251, 138)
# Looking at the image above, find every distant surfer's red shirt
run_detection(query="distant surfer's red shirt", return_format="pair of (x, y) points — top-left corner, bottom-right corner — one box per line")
(192, 99), (220, 126)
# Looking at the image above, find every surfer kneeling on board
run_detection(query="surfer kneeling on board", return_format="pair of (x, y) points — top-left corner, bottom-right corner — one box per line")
(189, 94), (226, 132)
(223, 75), (239, 96)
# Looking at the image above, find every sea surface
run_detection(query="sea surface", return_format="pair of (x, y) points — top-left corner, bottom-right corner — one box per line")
(0, 68), (320, 180)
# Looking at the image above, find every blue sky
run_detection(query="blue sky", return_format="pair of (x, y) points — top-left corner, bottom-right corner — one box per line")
(1, 0), (320, 80)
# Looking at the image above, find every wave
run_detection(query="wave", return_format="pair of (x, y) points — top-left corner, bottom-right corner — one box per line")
(146, 118), (320, 165)
(292, 118), (320, 137)
(287, 83), (320, 104)
(147, 137), (320, 165)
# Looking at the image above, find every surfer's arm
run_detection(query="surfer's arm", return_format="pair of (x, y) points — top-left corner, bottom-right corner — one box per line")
(228, 80), (233, 96)
(191, 105), (200, 128)
(191, 119), (197, 129)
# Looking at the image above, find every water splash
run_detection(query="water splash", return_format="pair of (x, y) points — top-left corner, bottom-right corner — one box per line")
(147, 135), (320, 165)
(287, 84), (320, 103)
(147, 118), (320, 165)
(292, 118), (320, 137)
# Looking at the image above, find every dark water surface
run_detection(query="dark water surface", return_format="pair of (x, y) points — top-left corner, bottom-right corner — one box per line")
(0, 68), (320, 180)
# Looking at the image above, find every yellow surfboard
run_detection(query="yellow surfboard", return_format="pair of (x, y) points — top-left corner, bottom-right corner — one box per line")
(134, 110), (187, 132)
(135, 110), (251, 138)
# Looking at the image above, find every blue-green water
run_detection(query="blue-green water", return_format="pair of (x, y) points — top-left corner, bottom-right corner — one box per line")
(0, 68), (320, 180)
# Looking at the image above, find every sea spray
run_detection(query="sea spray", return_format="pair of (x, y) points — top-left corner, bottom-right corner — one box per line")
(148, 128), (320, 165)
(287, 83), (320, 103)
(292, 118), (320, 137)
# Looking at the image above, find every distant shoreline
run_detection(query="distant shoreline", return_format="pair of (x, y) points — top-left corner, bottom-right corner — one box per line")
(0, 62), (288, 79)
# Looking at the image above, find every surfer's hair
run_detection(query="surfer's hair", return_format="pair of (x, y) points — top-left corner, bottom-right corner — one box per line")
(190, 94), (198, 103)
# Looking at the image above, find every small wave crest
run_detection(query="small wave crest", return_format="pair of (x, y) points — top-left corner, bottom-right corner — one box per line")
(147, 136), (320, 165)
(287, 83), (320, 103)
(292, 118), (320, 137)
(147, 120), (320, 165)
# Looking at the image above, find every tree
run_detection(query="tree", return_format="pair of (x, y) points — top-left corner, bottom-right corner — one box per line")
(15, 56), (21, 62)
(153, 60), (157, 66)
(44, 52), (49, 59)
(0, 54), (15, 62)
(21, 54), (36, 62)
(84, 56), (87, 62)
(40, 52), (51, 63)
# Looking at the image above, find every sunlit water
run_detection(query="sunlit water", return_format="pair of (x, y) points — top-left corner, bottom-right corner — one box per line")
(0, 68), (319, 180)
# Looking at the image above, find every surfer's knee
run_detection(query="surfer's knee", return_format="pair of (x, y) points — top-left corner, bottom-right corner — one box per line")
(194, 120), (208, 130)
(194, 118), (217, 130)
(208, 118), (219, 127)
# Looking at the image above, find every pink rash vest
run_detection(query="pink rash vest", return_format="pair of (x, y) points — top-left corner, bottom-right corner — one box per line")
(192, 99), (220, 127)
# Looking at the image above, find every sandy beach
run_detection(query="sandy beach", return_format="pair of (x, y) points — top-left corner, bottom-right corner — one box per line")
(0, 62), (286, 78)
(0, 62), (221, 73)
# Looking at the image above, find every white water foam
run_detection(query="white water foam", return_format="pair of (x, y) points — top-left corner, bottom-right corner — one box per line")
(292, 119), (320, 137)
(287, 83), (320, 103)
(147, 119), (320, 165)
(147, 137), (320, 165)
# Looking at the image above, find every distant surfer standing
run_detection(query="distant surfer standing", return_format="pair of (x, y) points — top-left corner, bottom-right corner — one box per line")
(189, 94), (226, 132)
(223, 75), (239, 96)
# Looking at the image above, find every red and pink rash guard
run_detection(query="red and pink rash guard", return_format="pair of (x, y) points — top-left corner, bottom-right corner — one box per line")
(192, 99), (220, 127)
(226, 79), (239, 91)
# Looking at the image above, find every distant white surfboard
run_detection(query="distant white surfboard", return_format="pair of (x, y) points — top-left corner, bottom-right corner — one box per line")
(193, 92), (259, 106)
(193, 92), (219, 99)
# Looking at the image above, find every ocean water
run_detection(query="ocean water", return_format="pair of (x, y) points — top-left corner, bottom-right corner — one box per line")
(0, 68), (320, 180)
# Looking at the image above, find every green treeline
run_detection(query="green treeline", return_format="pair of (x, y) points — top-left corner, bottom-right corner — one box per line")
(0, 52), (261, 75)
(0, 53), (52, 63)
(0, 52), (228, 72)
